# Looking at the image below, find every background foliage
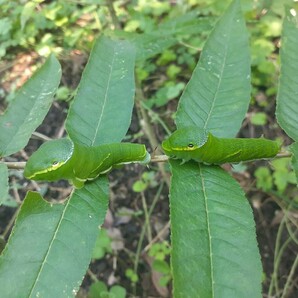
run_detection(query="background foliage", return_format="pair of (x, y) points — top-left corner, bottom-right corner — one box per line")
(1, 0), (298, 297)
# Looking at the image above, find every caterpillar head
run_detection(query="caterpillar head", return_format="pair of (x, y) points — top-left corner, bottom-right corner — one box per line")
(24, 138), (74, 181)
(162, 126), (209, 158)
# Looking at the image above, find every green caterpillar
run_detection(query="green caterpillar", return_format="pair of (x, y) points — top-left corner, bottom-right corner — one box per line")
(162, 126), (280, 164)
(24, 139), (150, 188)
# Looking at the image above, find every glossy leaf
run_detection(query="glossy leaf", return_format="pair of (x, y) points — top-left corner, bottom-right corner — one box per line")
(276, 9), (298, 142)
(169, 160), (262, 298)
(0, 163), (8, 206)
(0, 176), (109, 297)
(66, 36), (136, 146)
(0, 54), (61, 157)
(175, 0), (251, 138)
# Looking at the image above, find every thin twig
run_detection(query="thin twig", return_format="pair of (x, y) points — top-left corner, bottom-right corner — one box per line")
(32, 131), (51, 141)
(135, 79), (170, 187)
(281, 253), (298, 298)
(87, 269), (99, 283)
(141, 192), (152, 243)
(4, 162), (26, 170)
(143, 221), (171, 253)
(150, 155), (169, 163)
(132, 183), (164, 294)
(106, 0), (121, 30)
(276, 152), (292, 158)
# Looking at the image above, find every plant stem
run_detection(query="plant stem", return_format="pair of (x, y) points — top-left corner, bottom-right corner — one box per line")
(4, 162), (26, 169)
(106, 0), (121, 30)
(135, 79), (170, 187)
(268, 216), (293, 297)
(276, 152), (292, 158)
(141, 192), (152, 243)
(281, 252), (298, 298)
(132, 183), (164, 294)
(150, 155), (169, 163)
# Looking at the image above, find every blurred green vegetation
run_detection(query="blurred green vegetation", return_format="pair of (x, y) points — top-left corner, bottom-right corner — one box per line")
(2, 0), (297, 104)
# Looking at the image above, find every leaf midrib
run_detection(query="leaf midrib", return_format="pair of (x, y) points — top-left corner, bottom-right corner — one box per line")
(28, 199), (70, 297)
(199, 165), (215, 298)
(91, 45), (117, 146)
(203, 18), (233, 130)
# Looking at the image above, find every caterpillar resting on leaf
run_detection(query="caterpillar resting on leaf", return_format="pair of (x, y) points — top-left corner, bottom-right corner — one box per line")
(24, 139), (150, 188)
(162, 126), (280, 164)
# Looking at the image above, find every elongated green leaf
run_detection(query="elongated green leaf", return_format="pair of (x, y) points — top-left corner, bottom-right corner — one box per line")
(0, 163), (8, 206)
(169, 161), (262, 298)
(0, 176), (109, 298)
(290, 142), (298, 183)
(276, 9), (298, 141)
(0, 54), (61, 157)
(66, 36), (136, 146)
(175, 0), (251, 138)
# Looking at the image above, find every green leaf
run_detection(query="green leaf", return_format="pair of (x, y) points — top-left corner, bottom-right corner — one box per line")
(251, 39), (275, 65)
(134, 33), (177, 63)
(0, 54), (61, 157)
(276, 9), (298, 142)
(0, 176), (109, 298)
(109, 285), (126, 298)
(88, 281), (108, 298)
(159, 12), (215, 38)
(21, 1), (36, 30)
(152, 259), (171, 274)
(271, 158), (297, 192)
(175, 0), (251, 138)
(290, 142), (298, 183)
(169, 161), (262, 297)
(92, 228), (112, 260)
(125, 268), (139, 283)
(0, 163), (8, 206)
(112, 13), (214, 63)
(0, 18), (11, 36)
(66, 36), (136, 146)
(251, 112), (267, 126)
(254, 166), (273, 192)
(132, 180), (147, 192)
